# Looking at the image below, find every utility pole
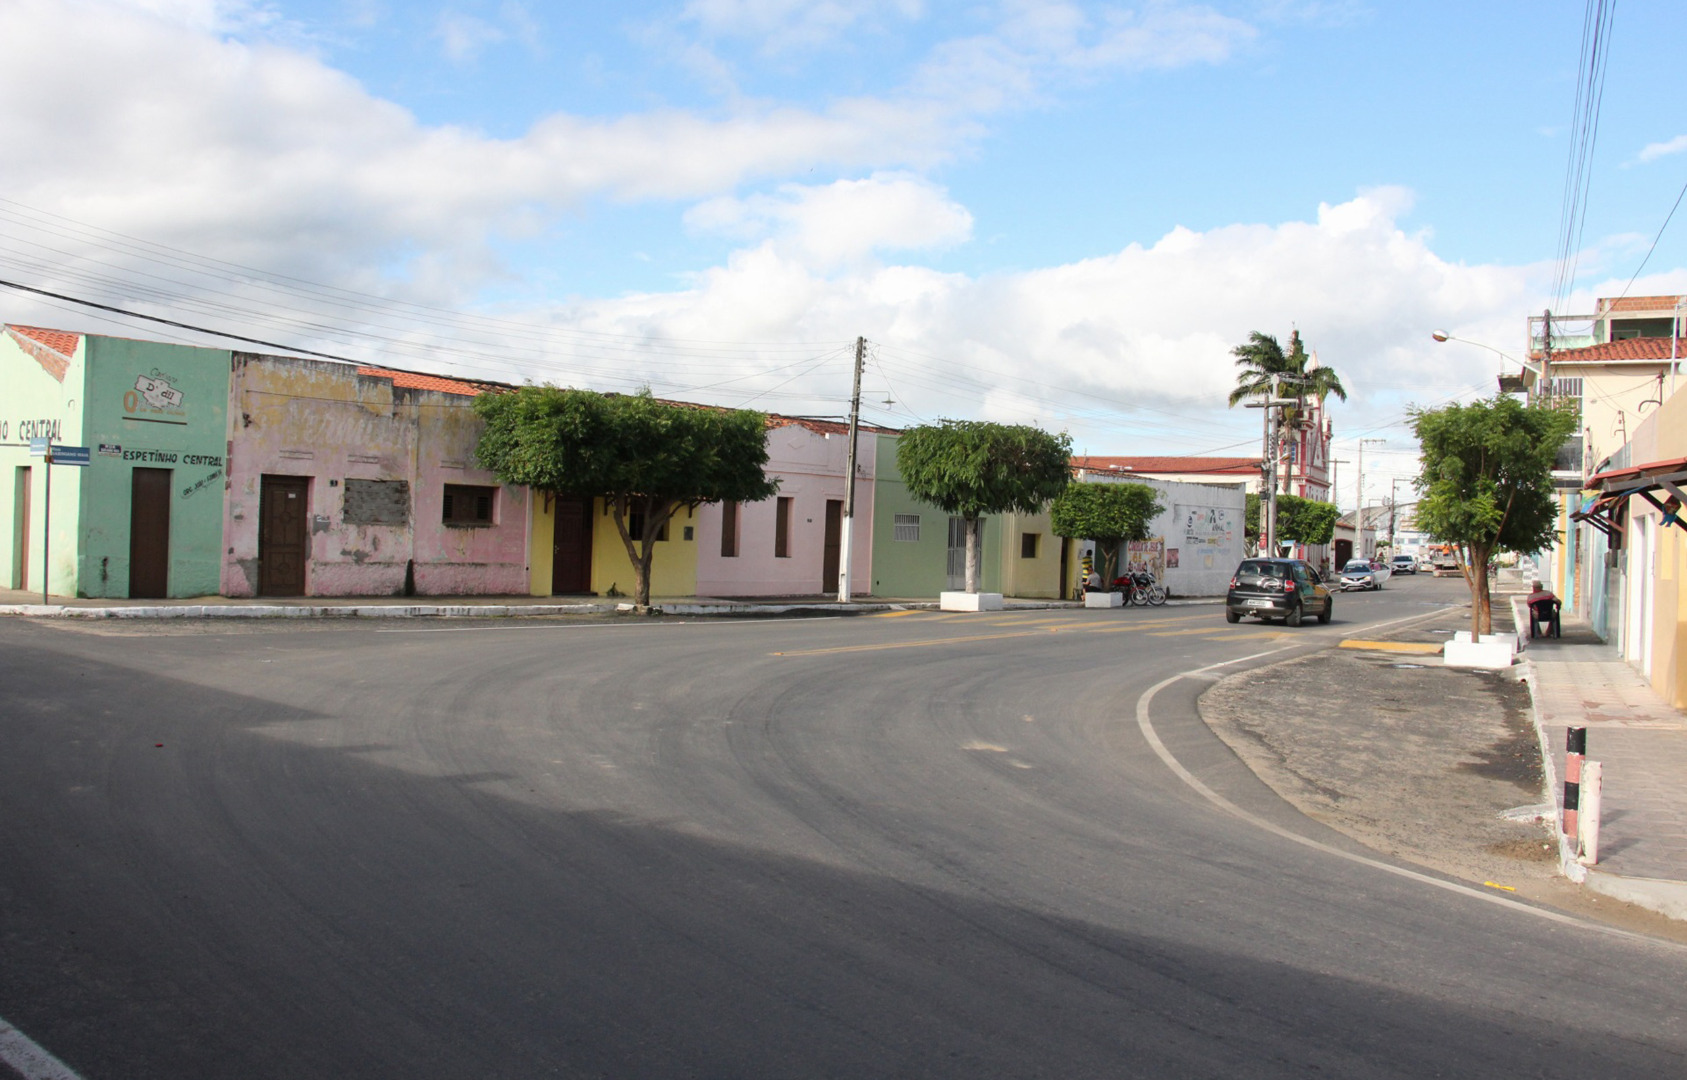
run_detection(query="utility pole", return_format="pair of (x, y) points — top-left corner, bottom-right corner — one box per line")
(1388, 477), (1405, 547)
(837, 336), (866, 603)
(1246, 377), (1301, 557)
(1356, 438), (1384, 558)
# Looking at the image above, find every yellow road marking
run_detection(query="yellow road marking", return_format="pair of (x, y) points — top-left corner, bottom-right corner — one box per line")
(775, 628), (1050, 657)
(869, 609), (926, 618)
(1338, 640), (1444, 654)
(1148, 626), (1255, 637)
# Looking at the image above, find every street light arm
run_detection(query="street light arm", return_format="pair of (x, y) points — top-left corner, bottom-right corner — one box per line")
(1429, 330), (1540, 377)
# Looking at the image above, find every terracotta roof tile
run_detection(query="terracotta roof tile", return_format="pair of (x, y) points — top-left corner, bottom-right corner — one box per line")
(1599, 295), (1685, 314)
(6, 324), (80, 382)
(357, 366), (495, 397)
(1547, 337), (1687, 362)
(1072, 455), (1261, 476)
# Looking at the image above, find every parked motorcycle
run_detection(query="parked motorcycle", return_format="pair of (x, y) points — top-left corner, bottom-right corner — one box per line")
(1111, 570), (1167, 606)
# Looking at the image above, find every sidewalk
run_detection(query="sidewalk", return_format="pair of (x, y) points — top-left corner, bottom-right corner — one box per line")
(1519, 606), (1687, 921)
(0, 587), (1117, 619)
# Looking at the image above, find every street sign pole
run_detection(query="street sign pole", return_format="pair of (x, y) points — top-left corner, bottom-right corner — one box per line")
(42, 441), (52, 605)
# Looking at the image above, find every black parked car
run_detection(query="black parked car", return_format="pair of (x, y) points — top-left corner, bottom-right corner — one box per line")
(1225, 558), (1333, 627)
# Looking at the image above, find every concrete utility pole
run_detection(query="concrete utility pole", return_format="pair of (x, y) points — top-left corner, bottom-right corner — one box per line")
(1246, 380), (1300, 557)
(1356, 438), (1384, 558)
(837, 336), (866, 603)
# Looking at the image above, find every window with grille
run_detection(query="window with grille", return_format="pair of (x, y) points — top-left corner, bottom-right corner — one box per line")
(893, 513), (920, 542)
(442, 484), (495, 525)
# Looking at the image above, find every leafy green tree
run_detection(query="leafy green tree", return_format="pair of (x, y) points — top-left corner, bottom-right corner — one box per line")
(896, 420), (1072, 593)
(1410, 395), (1578, 635)
(1245, 493), (1339, 550)
(1278, 496), (1340, 547)
(1050, 482), (1163, 584)
(474, 387), (779, 609)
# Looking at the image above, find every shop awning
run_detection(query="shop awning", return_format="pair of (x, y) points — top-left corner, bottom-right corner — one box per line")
(1584, 455), (1687, 533)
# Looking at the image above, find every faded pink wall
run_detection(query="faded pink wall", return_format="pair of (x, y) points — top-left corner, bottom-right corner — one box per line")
(694, 422), (876, 596)
(222, 355), (529, 597)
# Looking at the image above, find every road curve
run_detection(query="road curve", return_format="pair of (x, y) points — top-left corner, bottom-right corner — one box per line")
(2, 589), (1684, 1078)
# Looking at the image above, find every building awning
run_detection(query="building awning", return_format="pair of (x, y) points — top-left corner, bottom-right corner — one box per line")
(1584, 455), (1687, 533)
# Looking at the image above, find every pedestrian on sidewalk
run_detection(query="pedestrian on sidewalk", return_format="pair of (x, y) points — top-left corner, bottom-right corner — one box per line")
(1527, 579), (1560, 638)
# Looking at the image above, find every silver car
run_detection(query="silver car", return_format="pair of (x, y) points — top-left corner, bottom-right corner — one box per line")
(1339, 559), (1385, 590)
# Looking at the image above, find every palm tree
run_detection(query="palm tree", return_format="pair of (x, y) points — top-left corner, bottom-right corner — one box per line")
(1227, 330), (1347, 410)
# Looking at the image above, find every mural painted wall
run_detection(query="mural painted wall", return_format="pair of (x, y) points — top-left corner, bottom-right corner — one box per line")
(0, 325), (230, 599)
(224, 355), (528, 597)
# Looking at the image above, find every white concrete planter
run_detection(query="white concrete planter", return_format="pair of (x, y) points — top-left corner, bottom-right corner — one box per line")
(1084, 591), (1124, 608)
(1444, 630), (1517, 670)
(940, 591), (1003, 612)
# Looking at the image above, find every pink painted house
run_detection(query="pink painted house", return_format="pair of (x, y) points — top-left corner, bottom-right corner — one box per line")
(693, 417), (883, 597)
(222, 354), (529, 597)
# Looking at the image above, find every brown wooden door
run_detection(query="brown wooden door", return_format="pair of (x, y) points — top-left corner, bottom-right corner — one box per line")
(822, 499), (842, 594)
(129, 468), (172, 598)
(259, 475), (309, 596)
(551, 496), (594, 594)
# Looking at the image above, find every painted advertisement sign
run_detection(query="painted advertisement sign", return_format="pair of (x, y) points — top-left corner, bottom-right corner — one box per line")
(1181, 504), (1237, 571)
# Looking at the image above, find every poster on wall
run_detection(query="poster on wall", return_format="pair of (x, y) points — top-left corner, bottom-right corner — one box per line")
(1181, 504), (1236, 571)
(1124, 538), (1165, 579)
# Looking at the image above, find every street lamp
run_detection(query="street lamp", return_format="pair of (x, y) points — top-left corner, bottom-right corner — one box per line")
(1430, 330), (1538, 394)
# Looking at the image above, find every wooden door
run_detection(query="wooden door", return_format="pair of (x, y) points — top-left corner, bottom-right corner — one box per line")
(551, 496), (594, 594)
(822, 499), (842, 593)
(129, 468), (172, 598)
(259, 475), (309, 596)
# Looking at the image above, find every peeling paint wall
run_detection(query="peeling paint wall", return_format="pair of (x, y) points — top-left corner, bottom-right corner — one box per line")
(222, 355), (528, 597)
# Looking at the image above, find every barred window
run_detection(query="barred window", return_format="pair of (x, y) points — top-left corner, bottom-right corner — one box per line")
(893, 513), (921, 542)
(443, 484), (495, 525)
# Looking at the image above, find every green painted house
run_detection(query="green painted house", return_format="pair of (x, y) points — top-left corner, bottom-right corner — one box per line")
(2, 324), (230, 599)
(868, 432), (1065, 599)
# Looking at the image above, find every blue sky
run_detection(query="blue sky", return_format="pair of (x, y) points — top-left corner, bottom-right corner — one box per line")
(2, 0), (1683, 505)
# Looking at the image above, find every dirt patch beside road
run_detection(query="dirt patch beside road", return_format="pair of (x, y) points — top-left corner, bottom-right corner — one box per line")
(1201, 643), (1556, 884)
(1199, 604), (1687, 942)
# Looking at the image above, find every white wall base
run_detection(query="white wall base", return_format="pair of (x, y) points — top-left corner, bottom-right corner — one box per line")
(940, 591), (1004, 612)
(1084, 591), (1124, 608)
(1444, 630), (1517, 669)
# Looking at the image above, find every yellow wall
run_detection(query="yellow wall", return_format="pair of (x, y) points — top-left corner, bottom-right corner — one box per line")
(529, 497), (700, 598)
(528, 493), (556, 596)
(591, 500), (698, 599)
(996, 510), (1061, 598)
(1639, 384), (1687, 707)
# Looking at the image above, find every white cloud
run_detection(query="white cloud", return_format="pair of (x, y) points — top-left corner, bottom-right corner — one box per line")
(557, 191), (1539, 451)
(1637, 134), (1687, 164)
(684, 173), (973, 264)
(681, 0), (924, 52)
(436, 12), (507, 63)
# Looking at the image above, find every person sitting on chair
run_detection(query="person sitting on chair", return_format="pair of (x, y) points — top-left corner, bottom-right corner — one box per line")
(1527, 580), (1560, 638)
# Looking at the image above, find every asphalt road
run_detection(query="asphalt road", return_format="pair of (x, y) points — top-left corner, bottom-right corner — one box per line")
(3, 581), (1684, 1078)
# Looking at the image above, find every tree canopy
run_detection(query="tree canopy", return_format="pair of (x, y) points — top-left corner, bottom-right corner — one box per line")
(1050, 481), (1163, 583)
(896, 420), (1072, 592)
(1244, 493), (1340, 548)
(474, 386), (779, 608)
(1410, 395), (1577, 635)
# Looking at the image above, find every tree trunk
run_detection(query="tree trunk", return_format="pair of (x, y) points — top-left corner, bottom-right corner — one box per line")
(1098, 540), (1121, 586)
(964, 515), (982, 593)
(1460, 542), (1495, 637)
(608, 494), (681, 611)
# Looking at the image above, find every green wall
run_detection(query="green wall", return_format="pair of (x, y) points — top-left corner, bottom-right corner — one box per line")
(0, 330), (86, 597)
(78, 336), (230, 597)
(869, 433), (1006, 597)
